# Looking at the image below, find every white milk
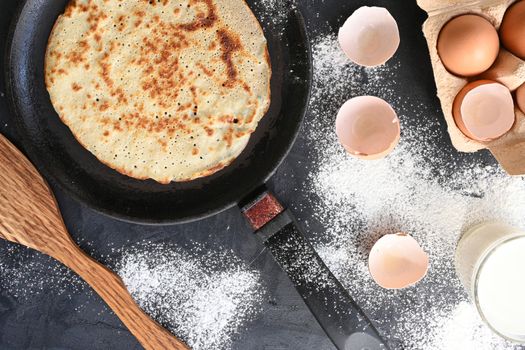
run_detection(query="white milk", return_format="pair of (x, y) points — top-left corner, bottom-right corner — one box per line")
(455, 222), (525, 342)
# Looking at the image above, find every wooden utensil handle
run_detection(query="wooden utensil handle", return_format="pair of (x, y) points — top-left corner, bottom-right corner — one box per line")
(58, 246), (189, 350)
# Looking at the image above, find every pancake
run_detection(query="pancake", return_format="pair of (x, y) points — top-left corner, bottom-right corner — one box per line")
(45, 0), (271, 184)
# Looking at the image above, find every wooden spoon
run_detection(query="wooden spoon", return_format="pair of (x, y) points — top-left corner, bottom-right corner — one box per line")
(0, 134), (189, 350)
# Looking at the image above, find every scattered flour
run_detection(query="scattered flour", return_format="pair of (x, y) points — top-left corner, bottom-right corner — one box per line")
(304, 33), (525, 350)
(0, 240), (266, 350)
(253, 0), (297, 33)
(0, 243), (86, 300)
(116, 242), (266, 350)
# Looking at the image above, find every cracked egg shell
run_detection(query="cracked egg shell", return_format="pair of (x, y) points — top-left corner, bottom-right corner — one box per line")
(452, 80), (515, 142)
(338, 6), (400, 67)
(335, 96), (400, 160)
(369, 233), (429, 290)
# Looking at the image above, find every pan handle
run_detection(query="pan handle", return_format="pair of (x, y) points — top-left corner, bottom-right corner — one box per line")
(241, 191), (390, 350)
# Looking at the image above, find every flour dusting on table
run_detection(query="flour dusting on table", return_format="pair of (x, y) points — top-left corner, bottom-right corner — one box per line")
(253, 0), (296, 34)
(303, 33), (525, 350)
(116, 242), (266, 350)
(0, 243), (86, 300)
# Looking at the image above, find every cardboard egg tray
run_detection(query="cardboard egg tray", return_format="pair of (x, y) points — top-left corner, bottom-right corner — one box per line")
(417, 0), (525, 175)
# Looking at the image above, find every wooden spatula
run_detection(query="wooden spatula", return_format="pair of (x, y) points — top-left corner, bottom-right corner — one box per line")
(0, 134), (189, 350)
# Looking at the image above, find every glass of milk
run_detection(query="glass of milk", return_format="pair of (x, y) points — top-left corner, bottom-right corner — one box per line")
(455, 222), (525, 343)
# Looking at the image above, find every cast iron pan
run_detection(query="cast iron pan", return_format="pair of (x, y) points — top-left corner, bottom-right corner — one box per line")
(6, 1), (389, 349)
(6, 0), (306, 224)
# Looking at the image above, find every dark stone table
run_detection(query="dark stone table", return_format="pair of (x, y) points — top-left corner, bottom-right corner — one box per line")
(0, 1), (500, 349)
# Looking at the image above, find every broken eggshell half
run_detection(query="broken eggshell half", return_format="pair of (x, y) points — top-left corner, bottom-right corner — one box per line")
(452, 80), (515, 142)
(338, 6), (400, 67)
(335, 96), (400, 160)
(369, 233), (429, 290)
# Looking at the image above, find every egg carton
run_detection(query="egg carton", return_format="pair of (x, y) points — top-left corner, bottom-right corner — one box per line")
(417, 0), (525, 175)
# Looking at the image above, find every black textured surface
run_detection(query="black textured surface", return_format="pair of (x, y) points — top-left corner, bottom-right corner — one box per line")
(0, 0), (498, 349)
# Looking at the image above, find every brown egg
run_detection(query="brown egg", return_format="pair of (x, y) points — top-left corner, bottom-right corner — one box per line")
(453, 80), (515, 141)
(517, 83), (525, 114)
(500, 0), (525, 60)
(437, 15), (500, 77)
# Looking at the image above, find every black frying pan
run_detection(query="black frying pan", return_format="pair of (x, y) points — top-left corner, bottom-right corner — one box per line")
(5, 1), (389, 349)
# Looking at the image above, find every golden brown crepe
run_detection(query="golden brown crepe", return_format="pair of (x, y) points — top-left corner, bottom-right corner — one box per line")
(45, 0), (271, 183)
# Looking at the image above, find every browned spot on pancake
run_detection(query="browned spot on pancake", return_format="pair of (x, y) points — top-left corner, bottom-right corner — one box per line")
(99, 101), (110, 111)
(109, 41), (117, 53)
(113, 121), (122, 131)
(111, 112), (189, 135)
(84, 63), (91, 70)
(178, 103), (192, 112)
(49, 50), (63, 60)
(242, 83), (251, 93)
(72, 83), (82, 91)
(64, 1), (88, 17)
(114, 88), (128, 104)
(117, 14), (127, 32)
(217, 29), (242, 88)
(103, 130), (110, 136)
(204, 126), (214, 136)
(98, 53), (127, 104)
(57, 68), (67, 75)
(219, 115), (240, 124)
(201, 162), (226, 176)
(138, 22), (190, 106)
(196, 62), (213, 77)
(177, 0), (217, 31)
(67, 50), (85, 64)
(223, 128), (234, 147)
(192, 148), (199, 155)
(100, 60), (114, 88)
(81, 3), (106, 34)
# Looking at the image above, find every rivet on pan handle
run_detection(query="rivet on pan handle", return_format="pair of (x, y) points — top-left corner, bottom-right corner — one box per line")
(241, 188), (391, 350)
